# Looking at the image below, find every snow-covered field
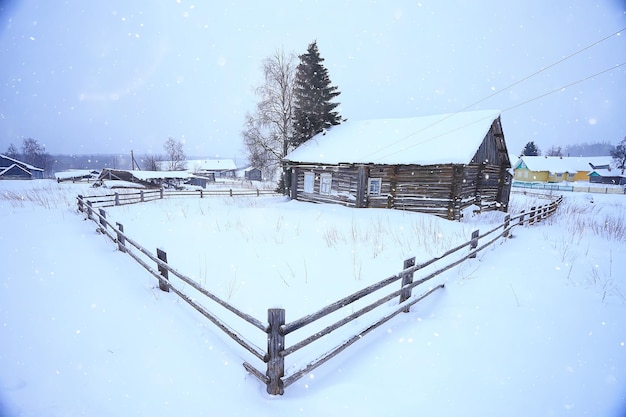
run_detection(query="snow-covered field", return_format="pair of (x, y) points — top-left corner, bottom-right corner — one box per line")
(1, 179), (625, 417)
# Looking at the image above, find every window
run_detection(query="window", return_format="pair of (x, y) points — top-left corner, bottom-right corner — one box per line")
(304, 172), (314, 193)
(368, 178), (381, 196)
(320, 173), (332, 195)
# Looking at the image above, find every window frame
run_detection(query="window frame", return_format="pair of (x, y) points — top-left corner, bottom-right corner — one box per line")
(368, 178), (382, 196)
(320, 173), (332, 195)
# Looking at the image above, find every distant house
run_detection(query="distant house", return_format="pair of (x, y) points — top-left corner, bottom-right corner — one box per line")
(186, 159), (237, 178)
(283, 110), (512, 220)
(243, 167), (262, 181)
(588, 167), (626, 185)
(513, 156), (613, 183)
(0, 154), (44, 180)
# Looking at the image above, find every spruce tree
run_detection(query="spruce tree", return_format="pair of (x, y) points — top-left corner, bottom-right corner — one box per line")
(291, 41), (342, 147)
(521, 141), (540, 156)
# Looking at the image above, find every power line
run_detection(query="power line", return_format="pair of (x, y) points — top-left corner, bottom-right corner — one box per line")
(369, 62), (626, 162)
(359, 26), (625, 162)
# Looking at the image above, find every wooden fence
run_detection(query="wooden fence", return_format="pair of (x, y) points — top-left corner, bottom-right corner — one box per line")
(76, 193), (563, 396)
(78, 187), (278, 209)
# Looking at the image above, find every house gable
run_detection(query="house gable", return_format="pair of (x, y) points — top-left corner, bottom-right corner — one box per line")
(0, 154), (44, 179)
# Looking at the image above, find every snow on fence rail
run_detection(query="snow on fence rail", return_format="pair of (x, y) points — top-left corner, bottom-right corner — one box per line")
(79, 187), (277, 208)
(75, 193), (563, 396)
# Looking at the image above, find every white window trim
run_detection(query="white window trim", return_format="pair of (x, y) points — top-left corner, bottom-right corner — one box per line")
(304, 172), (314, 193)
(368, 178), (382, 196)
(320, 173), (332, 195)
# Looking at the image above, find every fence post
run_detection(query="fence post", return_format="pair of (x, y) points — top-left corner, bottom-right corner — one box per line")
(519, 209), (525, 226)
(266, 308), (285, 395)
(469, 229), (479, 258)
(200, 189), (203, 198)
(99, 209), (107, 231)
(140, 190), (145, 203)
(503, 214), (511, 238)
(529, 206), (536, 224)
(115, 192), (120, 206)
(77, 195), (83, 212)
(116, 222), (126, 252)
(229, 189), (233, 197)
(87, 201), (93, 220)
(399, 257), (416, 313)
(160, 188), (164, 199)
(156, 248), (170, 292)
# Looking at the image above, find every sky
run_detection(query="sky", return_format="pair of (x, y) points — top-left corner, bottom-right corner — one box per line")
(0, 0), (625, 160)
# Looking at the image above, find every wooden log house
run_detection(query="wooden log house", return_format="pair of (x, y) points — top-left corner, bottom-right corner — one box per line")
(283, 110), (512, 220)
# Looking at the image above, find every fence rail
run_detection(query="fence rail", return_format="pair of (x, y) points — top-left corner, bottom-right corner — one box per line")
(513, 181), (626, 194)
(76, 192), (563, 396)
(78, 187), (278, 209)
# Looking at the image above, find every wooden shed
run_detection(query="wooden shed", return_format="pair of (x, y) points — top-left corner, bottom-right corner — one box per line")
(283, 110), (512, 220)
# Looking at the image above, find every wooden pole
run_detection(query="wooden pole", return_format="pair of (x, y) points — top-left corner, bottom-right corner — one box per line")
(266, 308), (285, 395)
(503, 214), (511, 238)
(156, 248), (170, 292)
(115, 192), (120, 206)
(98, 209), (107, 231)
(469, 229), (479, 258)
(140, 190), (145, 203)
(77, 195), (83, 212)
(399, 257), (416, 312)
(87, 201), (93, 220)
(116, 222), (126, 252)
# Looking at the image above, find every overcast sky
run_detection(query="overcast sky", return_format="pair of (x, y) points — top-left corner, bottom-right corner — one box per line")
(1, 0), (625, 160)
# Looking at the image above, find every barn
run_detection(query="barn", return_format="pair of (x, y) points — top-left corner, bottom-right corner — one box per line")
(283, 110), (512, 220)
(0, 154), (45, 180)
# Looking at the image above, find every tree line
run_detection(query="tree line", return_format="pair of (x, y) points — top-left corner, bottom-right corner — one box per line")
(520, 139), (626, 173)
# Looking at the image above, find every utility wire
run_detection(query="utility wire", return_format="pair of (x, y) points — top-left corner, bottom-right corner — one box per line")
(369, 62), (626, 162)
(359, 26), (625, 162)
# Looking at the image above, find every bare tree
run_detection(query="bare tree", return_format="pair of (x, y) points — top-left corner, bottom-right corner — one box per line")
(163, 137), (186, 171)
(21, 137), (52, 173)
(5, 143), (19, 158)
(242, 48), (296, 193)
(545, 145), (563, 157)
(143, 154), (161, 171)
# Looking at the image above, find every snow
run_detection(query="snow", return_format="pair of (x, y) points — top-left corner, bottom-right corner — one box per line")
(1, 179), (625, 417)
(283, 109), (501, 165)
(516, 155), (614, 173)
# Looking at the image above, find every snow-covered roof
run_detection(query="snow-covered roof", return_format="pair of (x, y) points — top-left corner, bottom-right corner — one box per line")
(589, 168), (626, 178)
(0, 153), (44, 171)
(284, 110), (502, 165)
(128, 170), (191, 180)
(186, 159), (237, 171)
(99, 168), (191, 182)
(54, 170), (99, 180)
(516, 156), (613, 173)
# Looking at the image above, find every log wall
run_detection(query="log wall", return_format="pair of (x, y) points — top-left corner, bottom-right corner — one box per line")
(291, 160), (509, 220)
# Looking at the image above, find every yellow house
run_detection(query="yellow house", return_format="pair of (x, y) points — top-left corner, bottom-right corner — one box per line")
(513, 156), (613, 183)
